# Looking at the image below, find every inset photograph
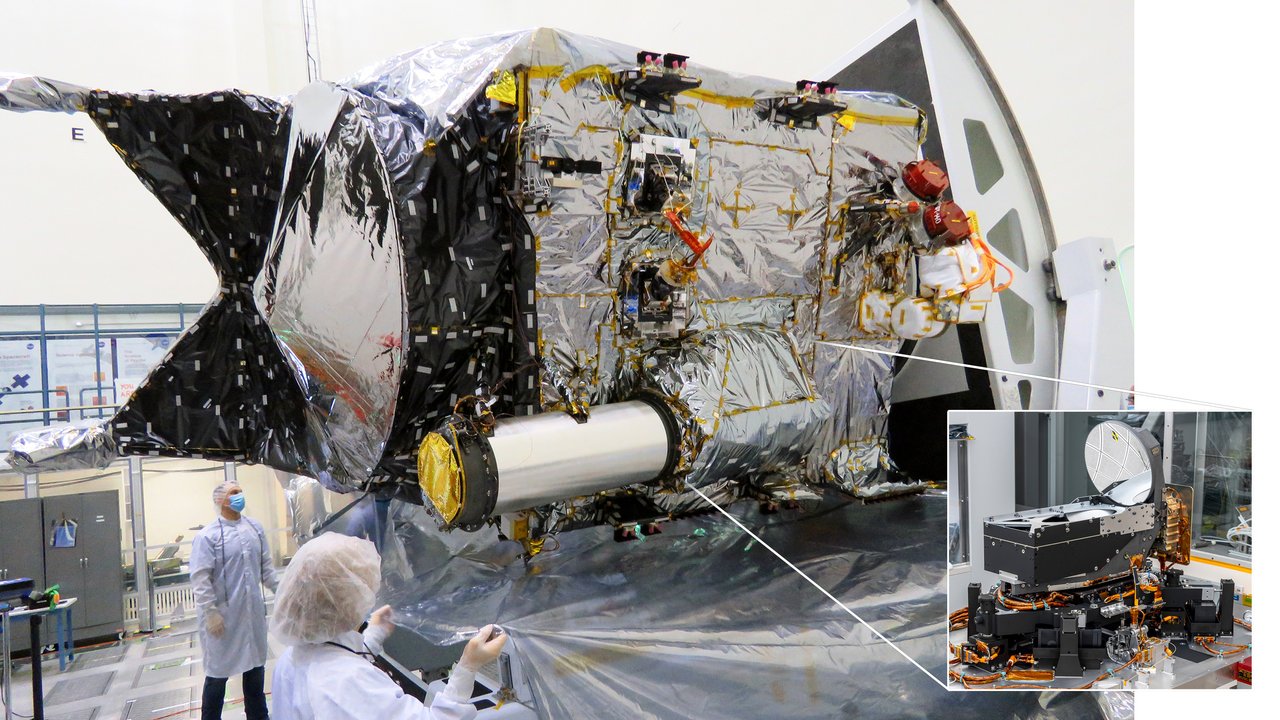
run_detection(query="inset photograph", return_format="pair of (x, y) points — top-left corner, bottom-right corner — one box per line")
(947, 411), (1252, 690)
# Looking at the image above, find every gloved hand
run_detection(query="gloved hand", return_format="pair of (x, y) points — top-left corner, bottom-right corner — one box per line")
(459, 625), (508, 671)
(369, 605), (396, 636)
(207, 609), (226, 639)
(363, 605), (396, 654)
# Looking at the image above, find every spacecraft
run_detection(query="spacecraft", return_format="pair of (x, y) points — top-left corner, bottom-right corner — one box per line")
(954, 421), (1237, 679)
(2, 26), (1027, 553)
(3, 4), (1138, 716)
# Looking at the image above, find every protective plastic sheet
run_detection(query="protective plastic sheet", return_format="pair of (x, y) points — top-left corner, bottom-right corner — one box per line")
(275, 470), (392, 546)
(4, 418), (116, 472)
(277, 470), (333, 540)
(380, 493), (1131, 719)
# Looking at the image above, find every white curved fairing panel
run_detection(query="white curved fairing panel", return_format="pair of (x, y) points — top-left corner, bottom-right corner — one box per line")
(911, 0), (1060, 410)
(822, 0), (1062, 411)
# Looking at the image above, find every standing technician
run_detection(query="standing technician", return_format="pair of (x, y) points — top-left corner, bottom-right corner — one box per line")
(191, 481), (279, 720)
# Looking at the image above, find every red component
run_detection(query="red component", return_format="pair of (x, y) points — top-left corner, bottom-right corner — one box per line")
(905, 201), (920, 214)
(664, 210), (714, 263)
(1236, 657), (1252, 685)
(902, 159), (950, 200)
(923, 201), (970, 244)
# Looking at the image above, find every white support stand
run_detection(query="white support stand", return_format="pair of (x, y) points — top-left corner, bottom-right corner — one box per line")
(1052, 237), (1133, 409)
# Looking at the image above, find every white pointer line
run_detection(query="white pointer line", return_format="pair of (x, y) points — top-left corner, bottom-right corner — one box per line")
(689, 485), (949, 691)
(817, 340), (1249, 412)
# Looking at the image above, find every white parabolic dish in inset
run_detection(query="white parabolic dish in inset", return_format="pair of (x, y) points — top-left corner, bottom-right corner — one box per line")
(1083, 420), (1151, 502)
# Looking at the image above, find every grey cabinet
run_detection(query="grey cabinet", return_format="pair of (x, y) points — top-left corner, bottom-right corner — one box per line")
(41, 491), (124, 636)
(0, 498), (45, 591)
(1, 491), (125, 642)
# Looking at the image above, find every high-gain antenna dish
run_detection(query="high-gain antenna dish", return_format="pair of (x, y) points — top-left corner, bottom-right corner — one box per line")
(1084, 420), (1153, 506)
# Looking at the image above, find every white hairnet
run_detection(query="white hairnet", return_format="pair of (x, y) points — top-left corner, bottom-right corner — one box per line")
(271, 532), (382, 646)
(212, 480), (239, 507)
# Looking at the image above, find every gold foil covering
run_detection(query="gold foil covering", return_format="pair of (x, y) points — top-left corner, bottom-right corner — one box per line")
(418, 432), (462, 523)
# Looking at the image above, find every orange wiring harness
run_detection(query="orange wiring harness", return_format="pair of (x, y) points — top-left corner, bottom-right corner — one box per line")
(1101, 587), (1136, 603)
(962, 223), (1014, 293)
(947, 647), (1056, 688)
(952, 639), (1177, 690)
(950, 639), (1002, 666)
(994, 587), (1071, 611)
(955, 559), (1238, 690)
(1196, 636), (1250, 657)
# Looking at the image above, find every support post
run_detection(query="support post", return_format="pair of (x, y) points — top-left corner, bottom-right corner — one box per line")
(128, 458), (152, 631)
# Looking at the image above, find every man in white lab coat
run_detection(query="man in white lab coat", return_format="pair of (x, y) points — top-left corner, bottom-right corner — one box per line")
(190, 481), (278, 720)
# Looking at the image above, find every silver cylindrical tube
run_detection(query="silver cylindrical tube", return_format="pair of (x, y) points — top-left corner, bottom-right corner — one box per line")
(489, 400), (672, 514)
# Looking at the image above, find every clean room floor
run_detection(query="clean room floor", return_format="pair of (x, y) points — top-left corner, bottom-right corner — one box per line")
(3, 618), (284, 720)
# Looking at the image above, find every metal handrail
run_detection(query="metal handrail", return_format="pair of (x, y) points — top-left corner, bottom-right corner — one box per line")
(0, 389), (70, 426)
(0, 402), (121, 417)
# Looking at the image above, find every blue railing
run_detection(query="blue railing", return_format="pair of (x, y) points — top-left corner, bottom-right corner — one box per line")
(0, 304), (203, 436)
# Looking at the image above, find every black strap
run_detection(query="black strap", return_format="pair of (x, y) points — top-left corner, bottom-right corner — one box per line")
(323, 640), (396, 683)
(323, 640), (372, 658)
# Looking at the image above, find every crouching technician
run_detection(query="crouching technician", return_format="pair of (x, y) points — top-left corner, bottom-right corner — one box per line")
(270, 532), (507, 719)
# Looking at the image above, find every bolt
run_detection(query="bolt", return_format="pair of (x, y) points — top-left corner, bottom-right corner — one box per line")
(1103, 259), (1117, 271)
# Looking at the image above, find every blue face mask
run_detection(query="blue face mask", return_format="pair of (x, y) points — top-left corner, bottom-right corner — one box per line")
(228, 494), (246, 513)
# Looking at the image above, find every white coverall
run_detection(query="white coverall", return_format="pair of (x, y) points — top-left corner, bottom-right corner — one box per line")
(271, 629), (479, 720)
(189, 515), (279, 678)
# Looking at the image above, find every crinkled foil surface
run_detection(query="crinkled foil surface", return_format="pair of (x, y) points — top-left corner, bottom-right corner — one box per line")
(4, 29), (921, 501)
(379, 491), (1131, 719)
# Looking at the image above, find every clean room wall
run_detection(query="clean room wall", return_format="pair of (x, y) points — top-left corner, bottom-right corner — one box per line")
(0, 457), (291, 561)
(947, 410), (1017, 604)
(0, 464), (131, 557)
(139, 458), (292, 564)
(0, 0), (1131, 305)
(0, 0), (290, 305)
